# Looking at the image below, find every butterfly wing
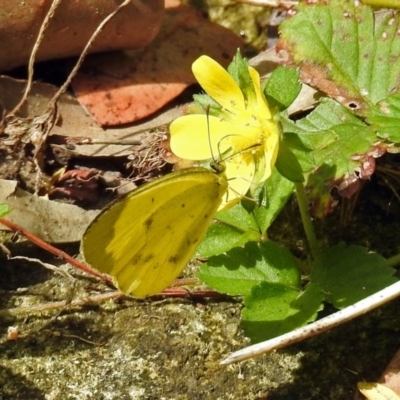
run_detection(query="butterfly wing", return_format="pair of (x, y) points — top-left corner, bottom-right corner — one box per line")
(82, 168), (227, 298)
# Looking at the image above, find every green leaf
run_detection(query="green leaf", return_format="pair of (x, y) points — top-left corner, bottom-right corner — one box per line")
(0, 204), (11, 218)
(241, 281), (324, 342)
(264, 66), (302, 111)
(279, 0), (400, 114)
(199, 241), (300, 296)
(227, 49), (255, 102)
(191, 94), (222, 116)
(282, 99), (379, 215)
(252, 168), (294, 233)
(368, 94), (400, 142)
(275, 139), (305, 183)
(196, 203), (261, 257)
(311, 243), (398, 308)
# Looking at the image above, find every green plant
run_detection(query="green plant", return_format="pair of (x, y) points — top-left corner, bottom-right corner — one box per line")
(179, 0), (400, 345)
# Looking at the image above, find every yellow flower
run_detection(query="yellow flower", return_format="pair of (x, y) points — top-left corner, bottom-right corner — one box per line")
(169, 55), (279, 210)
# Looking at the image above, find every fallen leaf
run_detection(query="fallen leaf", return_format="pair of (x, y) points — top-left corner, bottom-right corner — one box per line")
(0, 180), (99, 243)
(72, 0), (243, 126)
(380, 347), (400, 397)
(0, 0), (164, 71)
(0, 75), (181, 158)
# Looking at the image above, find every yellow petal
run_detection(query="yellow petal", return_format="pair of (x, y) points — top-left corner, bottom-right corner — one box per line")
(357, 382), (400, 400)
(228, 120), (264, 153)
(170, 114), (232, 160)
(192, 56), (245, 113)
(251, 150), (267, 193)
(248, 66), (272, 118)
(218, 153), (254, 211)
(261, 131), (279, 181)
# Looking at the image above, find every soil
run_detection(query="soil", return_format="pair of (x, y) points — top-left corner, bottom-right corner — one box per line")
(1, 186), (400, 400)
(1, 2), (400, 399)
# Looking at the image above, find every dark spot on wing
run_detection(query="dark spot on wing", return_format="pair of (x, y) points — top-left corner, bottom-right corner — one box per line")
(144, 217), (153, 230)
(144, 254), (155, 263)
(181, 203), (186, 208)
(168, 255), (179, 264)
(132, 254), (142, 264)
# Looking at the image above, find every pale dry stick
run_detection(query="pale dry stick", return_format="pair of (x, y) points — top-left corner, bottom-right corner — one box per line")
(70, 138), (142, 146)
(8, 0), (63, 117)
(234, 0), (298, 7)
(0, 291), (122, 318)
(51, 332), (105, 346)
(2, 0), (62, 193)
(10, 256), (76, 283)
(48, 0), (132, 108)
(221, 279), (400, 365)
(3, 0), (132, 193)
(8, 0), (132, 115)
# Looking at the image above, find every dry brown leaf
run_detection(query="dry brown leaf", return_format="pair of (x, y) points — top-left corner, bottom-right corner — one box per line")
(0, 0), (164, 71)
(0, 180), (99, 243)
(0, 75), (181, 158)
(380, 348), (400, 396)
(71, 0), (243, 126)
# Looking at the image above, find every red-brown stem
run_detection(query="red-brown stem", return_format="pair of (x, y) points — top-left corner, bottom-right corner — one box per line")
(0, 218), (232, 301)
(0, 217), (113, 285)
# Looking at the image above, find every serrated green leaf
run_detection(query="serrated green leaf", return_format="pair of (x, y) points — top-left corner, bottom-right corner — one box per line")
(192, 94), (222, 116)
(214, 202), (259, 230)
(196, 222), (261, 258)
(0, 204), (11, 218)
(252, 168), (294, 233)
(199, 241), (300, 296)
(282, 99), (379, 215)
(227, 49), (255, 102)
(279, 0), (400, 114)
(241, 281), (324, 342)
(311, 243), (398, 308)
(368, 94), (400, 142)
(196, 203), (261, 257)
(275, 139), (305, 183)
(264, 66), (302, 111)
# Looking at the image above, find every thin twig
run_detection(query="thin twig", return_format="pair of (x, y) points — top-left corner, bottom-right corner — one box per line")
(49, 0), (132, 107)
(0, 291), (122, 317)
(0, 217), (113, 284)
(9, 256), (76, 282)
(234, 0), (298, 7)
(221, 279), (400, 365)
(8, 0), (63, 116)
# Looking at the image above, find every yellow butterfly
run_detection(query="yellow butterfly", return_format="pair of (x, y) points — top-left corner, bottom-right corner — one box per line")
(81, 167), (228, 298)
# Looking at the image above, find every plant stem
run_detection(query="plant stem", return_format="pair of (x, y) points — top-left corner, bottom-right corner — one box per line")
(295, 182), (319, 259)
(386, 253), (400, 268)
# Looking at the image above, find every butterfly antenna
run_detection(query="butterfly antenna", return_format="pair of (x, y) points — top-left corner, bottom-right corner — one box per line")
(206, 105), (225, 174)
